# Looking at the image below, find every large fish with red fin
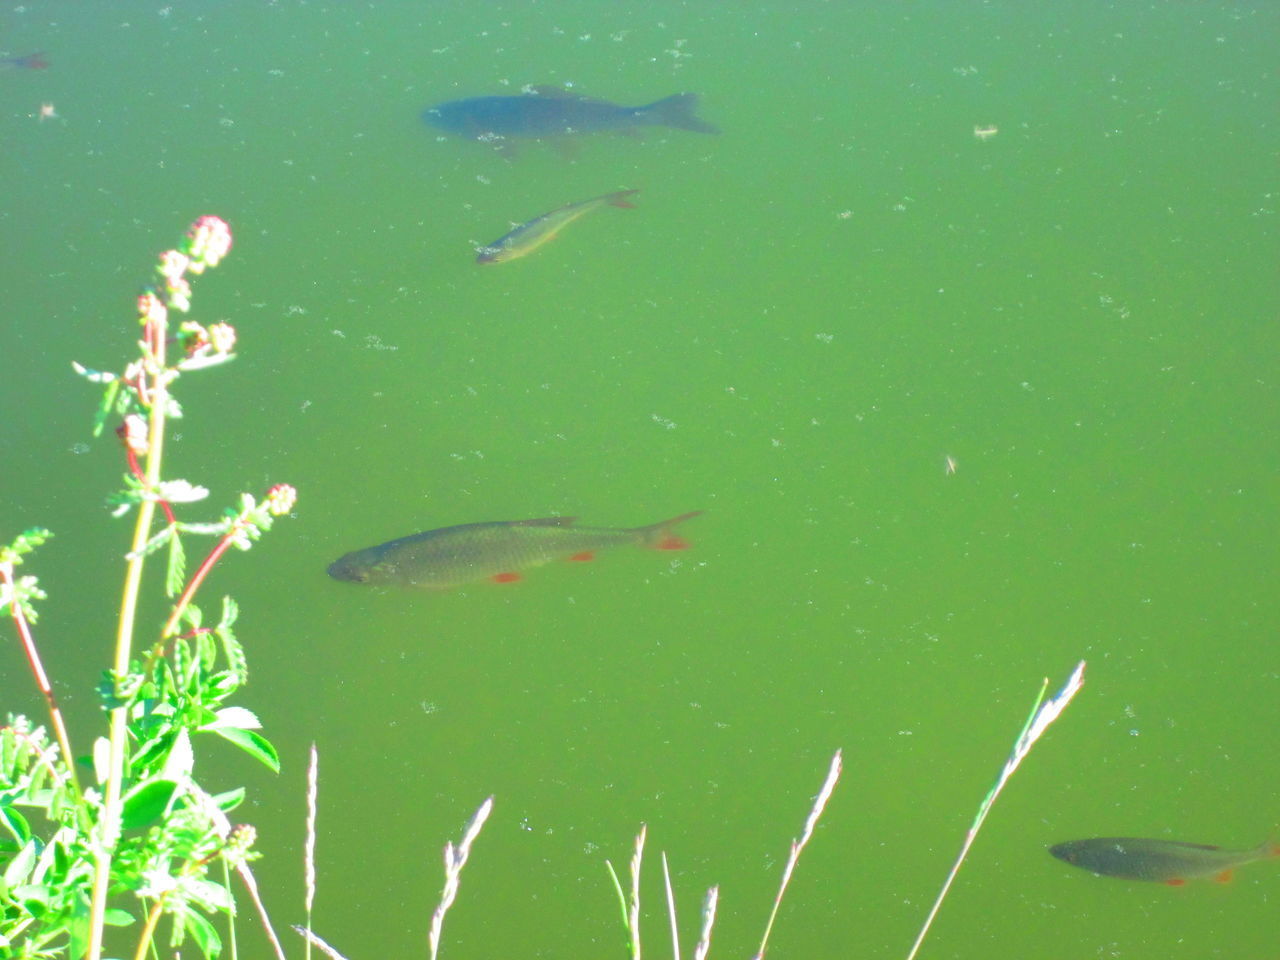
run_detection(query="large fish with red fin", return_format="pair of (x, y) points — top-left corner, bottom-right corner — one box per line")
(1049, 836), (1280, 885)
(328, 511), (702, 588)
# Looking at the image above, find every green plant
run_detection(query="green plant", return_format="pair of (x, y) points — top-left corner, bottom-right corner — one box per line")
(1, 217), (296, 960)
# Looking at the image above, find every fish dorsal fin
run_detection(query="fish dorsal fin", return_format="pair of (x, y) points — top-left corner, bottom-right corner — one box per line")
(514, 516), (578, 528)
(529, 84), (575, 98)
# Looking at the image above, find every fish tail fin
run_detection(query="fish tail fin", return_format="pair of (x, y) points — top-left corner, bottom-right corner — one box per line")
(637, 93), (719, 134)
(606, 189), (640, 209)
(638, 510), (703, 550)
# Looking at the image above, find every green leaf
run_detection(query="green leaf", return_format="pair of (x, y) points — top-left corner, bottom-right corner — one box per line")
(0, 804), (31, 845)
(14, 882), (51, 916)
(211, 787), (245, 811)
(0, 528), (53, 565)
(91, 378), (123, 437)
(155, 479), (209, 503)
(166, 530), (187, 598)
(160, 729), (194, 781)
(92, 736), (111, 785)
(130, 730), (177, 776)
(204, 706), (260, 731)
(184, 907), (223, 960)
(217, 596), (246, 684)
(104, 907), (136, 926)
(125, 522), (175, 561)
(121, 778), (179, 830)
(3, 839), (37, 887)
(209, 727), (279, 773)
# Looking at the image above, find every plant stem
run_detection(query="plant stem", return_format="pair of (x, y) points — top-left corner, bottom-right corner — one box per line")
(133, 897), (167, 960)
(0, 565), (82, 804)
(86, 315), (170, 960)
(161, 533), (236, 641)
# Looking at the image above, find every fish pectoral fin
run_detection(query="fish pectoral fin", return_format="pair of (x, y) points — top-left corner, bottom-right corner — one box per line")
(492, 572), (522, 584)
(1164, 877), (1187, 886)
(652, 535), (690, 551)
(567, 551), (595, 562)
(1213, 869), (1234, 883)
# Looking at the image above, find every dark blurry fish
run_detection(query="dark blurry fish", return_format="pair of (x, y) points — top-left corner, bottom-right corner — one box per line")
(424, 87), (718, 142)
(1049, 836), (1280, 885)
(1, 52), (48, 70)
(478, 189), (638, 264)
(328, 512), (702, 588)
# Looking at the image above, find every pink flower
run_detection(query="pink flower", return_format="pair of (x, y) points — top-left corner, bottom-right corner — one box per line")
(120, 414), (149, 456)
(158, 249), (190, 284)
(186, 216), (233, 273)
(264, 483), (298, 516)
(167, 277), (192, 313)
(137, 290), (167, 326)
(208, 322), (236, 354)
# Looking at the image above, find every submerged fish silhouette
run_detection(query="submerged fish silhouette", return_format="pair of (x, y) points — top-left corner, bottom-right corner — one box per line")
(1050, 836), (1280, 885)
(328, 512), (702, 588)
(477, 190), (638, 264)
(424, 87), (718, 142)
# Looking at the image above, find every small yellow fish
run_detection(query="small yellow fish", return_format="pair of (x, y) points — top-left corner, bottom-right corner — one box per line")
(477, 189), (638, 264)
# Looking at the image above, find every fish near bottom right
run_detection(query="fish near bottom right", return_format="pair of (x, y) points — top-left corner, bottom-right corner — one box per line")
(1049, 836), (1280, 885)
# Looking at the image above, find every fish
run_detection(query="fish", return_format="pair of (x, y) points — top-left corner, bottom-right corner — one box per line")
(327, 511), (702, 589)
(1, 52), (48, 70)
(423, 87), (718, 142)
(1049, 836), (1280, 885)
(477, 189), (638, 264)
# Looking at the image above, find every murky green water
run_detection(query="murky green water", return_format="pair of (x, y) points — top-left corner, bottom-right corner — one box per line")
(2, 2), (1277, 957)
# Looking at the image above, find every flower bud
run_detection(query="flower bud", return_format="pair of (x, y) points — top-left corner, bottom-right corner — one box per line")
(264, 483), (298, 516)
(187, 216), (233, 273)
(208, 322), (236, 354)
(119, 414), (149, 456)
(158, 249), (190, 284)
(167, 277), (192, 313)
(137, 290), (167, 327)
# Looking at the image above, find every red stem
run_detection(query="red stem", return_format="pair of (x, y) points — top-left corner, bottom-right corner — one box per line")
(1, 565), (82, 801)
(125, 446), (176, 526)
(163, 532), (236, 640)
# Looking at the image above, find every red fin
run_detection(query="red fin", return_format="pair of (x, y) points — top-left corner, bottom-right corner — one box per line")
(492, 572), (521, 584)
(1164, 877), (1186, 886)
(568, 551), (595, 562)
(641, 510), (703, 550)
(607, 189), (640, 208)
(1214, 869), (1233, 883)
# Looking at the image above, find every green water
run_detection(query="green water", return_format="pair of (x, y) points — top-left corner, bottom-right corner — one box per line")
(2, 2), (1277, 957)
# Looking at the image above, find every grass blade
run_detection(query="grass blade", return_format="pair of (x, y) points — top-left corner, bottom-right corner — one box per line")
(692, 885), (718, 960)
(903, 660), (1086, 960)
(753, 749), (842, 960)
(661, 851), (680, 960)
(427, 796), (493, 960)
